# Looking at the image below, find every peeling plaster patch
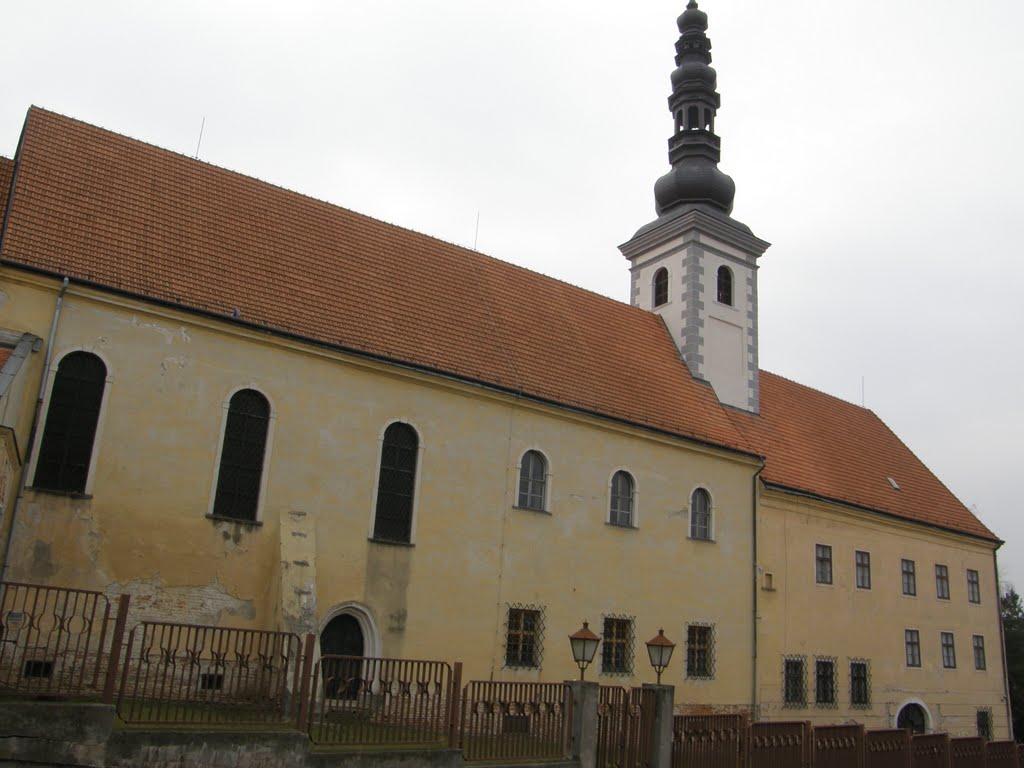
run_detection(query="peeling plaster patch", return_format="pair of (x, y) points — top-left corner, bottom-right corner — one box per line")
(0, 289), (7, 307)
(105, 578), (255, 626)
(121, 315), (188, 345)
(29, 541), (57, 579)
(388, 609), (407, 633)
(160, 356), (191, 372)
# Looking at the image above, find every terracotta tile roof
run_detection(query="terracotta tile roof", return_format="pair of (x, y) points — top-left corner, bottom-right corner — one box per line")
(730, 372), (997, 541)
(0, 348), (10, 369)
(0, 107), (751, 454)
(0, 156), (13, 219)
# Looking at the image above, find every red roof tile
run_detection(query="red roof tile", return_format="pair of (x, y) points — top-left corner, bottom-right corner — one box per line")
(0, 348), (11, 369)
(730, 372), (997, 540)
(0, 156), (13, 220)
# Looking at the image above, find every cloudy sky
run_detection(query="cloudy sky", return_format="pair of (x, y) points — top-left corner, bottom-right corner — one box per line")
(2, 2), (1023, 585)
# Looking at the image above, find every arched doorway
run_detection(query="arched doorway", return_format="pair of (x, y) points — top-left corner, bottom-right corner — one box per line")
(320, 614), (365, 699)
(897, 703), (928, 734)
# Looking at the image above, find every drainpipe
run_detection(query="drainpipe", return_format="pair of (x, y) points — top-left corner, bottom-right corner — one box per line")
(0, 276), (69, 581)
(751, 459), (766, 720)
(994, 551), (1013, 740)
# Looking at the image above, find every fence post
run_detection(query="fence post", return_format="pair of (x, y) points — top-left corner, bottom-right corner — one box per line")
(567, 680), (600, 768)
(642, 684), (674, 768)
(101, 593), (130, 704)
(447, 661), (463, 749)
(295, 633), (316, 733)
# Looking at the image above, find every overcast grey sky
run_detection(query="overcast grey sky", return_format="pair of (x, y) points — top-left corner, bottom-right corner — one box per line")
(2, 2), (1022, 586)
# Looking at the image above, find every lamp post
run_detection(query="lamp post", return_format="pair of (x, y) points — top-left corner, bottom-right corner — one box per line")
(569, 621), (601, 680)
(645, 628), (675, 685)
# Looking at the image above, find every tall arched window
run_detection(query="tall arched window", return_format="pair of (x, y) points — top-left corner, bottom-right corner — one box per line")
(373, 422), (419, 542)
(716, 266), (733, 306)
(213, 389), (270, 521)
(609, 471), (635, 527)
(517, 450), (547, 511)
(34, 351), (107, 494)
(653, 268), (669, 307)
(690, 488), (712, 540)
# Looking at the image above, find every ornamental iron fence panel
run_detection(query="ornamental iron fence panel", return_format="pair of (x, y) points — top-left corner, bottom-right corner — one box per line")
(596, 685), (656, 768)
(672, 713), (748, 768)
(750, 721), (811, 768)
(865, 729), (912, 768)
(460, 680), (572, 762)
(950, 737), (986, 768)
(912, 733), (952, 768)
(815, 723), (864, 768)
(986, 741), (1018, 768)
(116, 621), (302, 726)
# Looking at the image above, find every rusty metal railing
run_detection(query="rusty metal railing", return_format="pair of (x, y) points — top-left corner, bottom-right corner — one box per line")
(673, 713), (749, 768)
(460, 680), (572, 762)
(116, 621), (302, 725)
(307, 655), (458, 748)
(0, 581), (128, 701)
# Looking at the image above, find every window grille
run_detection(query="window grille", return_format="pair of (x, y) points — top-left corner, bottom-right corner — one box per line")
(686, 623), (716, 680)
(690, 488), (711, 540)
(517, 450), (547, 511)
(212, 388), (270, 521)
(973, 635), (986, 671)
(601, 615), (634, 676)
(716, 265), (733, 305)
(815, 657), (838, 708)
(941, 632), (956, 669)
(504, 604), (545, 669)
(855, 551), (871, 589)
(935, 564), (950, 600)
(610, 471), (635, 527)
(815, 544), (832, 584)
(977, 709), (993, 741)
(901, 559), (917, 596)
(782, 656), (806, 708)
(372, 422), (419, 543)
(849, 659), (870, 708)
(967, 569), (981, 604)
(34, 351), (107, 494)
(905, 629), (921, 668)
(653, 268), (669, 307)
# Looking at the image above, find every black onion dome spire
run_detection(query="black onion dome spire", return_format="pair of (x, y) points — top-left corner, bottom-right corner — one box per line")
(653, 1), (736, 216)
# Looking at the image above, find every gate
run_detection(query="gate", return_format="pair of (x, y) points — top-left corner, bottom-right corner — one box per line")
(597, 685), (656, 768)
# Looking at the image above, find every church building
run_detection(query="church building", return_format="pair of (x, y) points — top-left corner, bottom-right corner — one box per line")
(0, 3), (1009, 737)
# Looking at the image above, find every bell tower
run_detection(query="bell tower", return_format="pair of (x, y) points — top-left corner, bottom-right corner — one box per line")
(620, 2), (769, 413)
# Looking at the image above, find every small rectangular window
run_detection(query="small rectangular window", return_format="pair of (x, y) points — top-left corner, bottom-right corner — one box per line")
(850, 660), (870, 708)
(199, 672), (225, 691)
(22, 659), (54, 679)
(977, 709), (992, 741)
(902, 559), (917, 596)
(905, 629), (921, 668)
(935, 565), (950, 600)
(967, 570), (981, 604)
(686, 623), (715, 680)
(815, 657), (837, 707)
(783, 657), (806, 707)
(973, 635), (986, 671)
(601, 616), (634, 676)
(505, 605), (545, 669)
(815, 544), (833, 585)
(855, 551), (871, 590)
(941, 632), (956, 669)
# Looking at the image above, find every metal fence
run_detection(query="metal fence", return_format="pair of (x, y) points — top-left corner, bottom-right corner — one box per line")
(815, 723), (865, 768)
(0, 581), (128, 700)
(597, 685), (657, 768)
(673, 713), (749, 768)
(460, 680), (572, 762)
(116, 621), (302, 726)
(750, 721), (811, 768)
(989, 742), (1021, 767)
(952, 737), (988, 768)
(308, 655), (458, 748)
(865, 728), (912, 768)
(913, 733), (952, 768)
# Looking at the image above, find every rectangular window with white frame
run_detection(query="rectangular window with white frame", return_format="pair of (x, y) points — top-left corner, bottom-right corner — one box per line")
(815, 544), (832, 585)
(855, 551), (871, 589)
(967, 569), (981, 604)
(941, 632), (956, 669)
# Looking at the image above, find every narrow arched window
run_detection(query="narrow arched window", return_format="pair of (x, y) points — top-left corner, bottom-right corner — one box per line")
(609, 471), (635, 527)
(34, 352), (107, 494)
(653, 268), (669, 307)
(373, 423), (419, 542)
(690, 488), (712, 540)
(517, 450), (547, 511)
(213, 389), (270, 521)
(717, 266), (733, 306)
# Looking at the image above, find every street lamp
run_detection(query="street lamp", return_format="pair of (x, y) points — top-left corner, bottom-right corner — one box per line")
(645, 628), (675, 684)
(568, 621), (601, 680)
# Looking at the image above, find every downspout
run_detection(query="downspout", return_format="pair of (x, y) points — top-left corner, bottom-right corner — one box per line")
(0, 276), (69, 580)
(994, 550), (1013, 740)
(751, 459), (766, 720)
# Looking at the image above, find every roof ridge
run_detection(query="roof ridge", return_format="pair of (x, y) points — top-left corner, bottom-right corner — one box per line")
(23, 106), (645, 318)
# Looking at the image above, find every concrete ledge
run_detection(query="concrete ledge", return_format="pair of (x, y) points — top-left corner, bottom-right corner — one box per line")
(106, 729), (310, 768)
(307, 749), (463, 768)
(0, 702), (114, 744)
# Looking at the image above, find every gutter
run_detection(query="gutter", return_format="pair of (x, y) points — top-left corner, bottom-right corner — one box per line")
(751, 458), (766, 719)
(0, 276), (68, 580)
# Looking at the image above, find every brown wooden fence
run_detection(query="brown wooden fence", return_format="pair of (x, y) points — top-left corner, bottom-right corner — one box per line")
(459, 680), (572, 762)
(865, 729), (912, 768)
(673, 713), (748, 768)
(750, 721), (811, 768)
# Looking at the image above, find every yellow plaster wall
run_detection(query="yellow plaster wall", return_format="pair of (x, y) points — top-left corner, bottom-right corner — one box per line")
(756, 488), (1008, 737)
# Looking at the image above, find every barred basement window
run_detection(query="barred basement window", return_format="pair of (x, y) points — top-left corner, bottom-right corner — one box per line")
(212, 388), (270, 521)
(849, 659), (870, 708)
(935, 564), (950, 600)
(855, 551), (871, 589)
(690, 488), (711, 541)
(967, 569), (981, 604)
(815, 657), (837, 707)
(653, 268), (669, 307)
(973, 635), (987, 671)
(905, 629), (921, 667)
(783, 656), (806, 707)
(686, 623), (716, 680)
(601, 616), (634, 676)
(372, 422), (419, 543)
(977, 709), (993, 741)
(22, 659), (54, 679)
(902, 559), (917, 596)
(815, 544), (833, 584)
(199, 672), (225, 690)
(505, 604), (545, 669)
(517, 450), (547, 511)
(610, 471), (635, 527)
(941, 632), (956, 669)
(34, 351), (107, 494)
